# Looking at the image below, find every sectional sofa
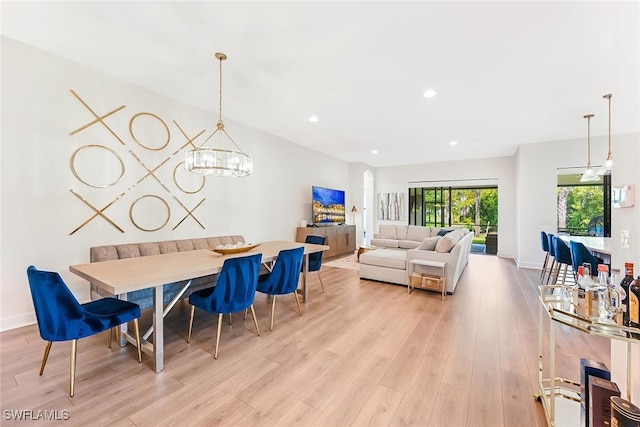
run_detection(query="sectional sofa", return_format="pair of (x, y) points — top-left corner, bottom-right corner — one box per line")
(360, 225), (473, 293)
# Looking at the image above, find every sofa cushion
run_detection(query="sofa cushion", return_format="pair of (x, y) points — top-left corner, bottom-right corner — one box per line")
(435, 229), (464, 253)
(398, 240), (421, 249)
(116, 244), (141, 259)
(370, 238), (400, 248)
(406, 225), (431, 242)
(378, 225), (398, 240)
(417, 236), (441, 250)
(139, 242), (161, 256)
(359, 249), (406, 270)
(159, 241), (179, 254)
(395, 226), (408, 240)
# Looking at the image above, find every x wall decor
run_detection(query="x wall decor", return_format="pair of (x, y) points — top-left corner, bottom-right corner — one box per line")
(68, 89), (209, 234)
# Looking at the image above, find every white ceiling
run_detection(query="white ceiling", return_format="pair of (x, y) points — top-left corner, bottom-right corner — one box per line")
(2, 1), (639, 167)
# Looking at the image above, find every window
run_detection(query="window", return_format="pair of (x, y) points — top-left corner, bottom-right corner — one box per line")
(557, 173), (611, 237)
(409, 186), (498, 240)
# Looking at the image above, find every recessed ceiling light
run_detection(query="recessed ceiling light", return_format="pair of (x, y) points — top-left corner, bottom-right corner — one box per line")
(371, 150), (379, 154)
(423, 89), (437, 98)
(309, 115), (319, 122)
(449, 140), (458, 146)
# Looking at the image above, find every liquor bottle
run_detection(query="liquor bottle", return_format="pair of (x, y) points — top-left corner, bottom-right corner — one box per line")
(629, 276), (640, 329)
(620, 263), (634, 326)
(596, 264), (609, 319)
(608, 269), (623, 325)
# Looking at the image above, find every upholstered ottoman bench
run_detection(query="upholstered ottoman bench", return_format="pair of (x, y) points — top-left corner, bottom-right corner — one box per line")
(359, 249), (409, 286)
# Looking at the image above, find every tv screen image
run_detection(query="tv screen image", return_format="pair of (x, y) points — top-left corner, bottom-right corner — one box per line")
(312, 186), (346, 224)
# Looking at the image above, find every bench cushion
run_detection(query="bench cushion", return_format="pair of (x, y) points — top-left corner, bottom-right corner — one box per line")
(359, 249), (407, 270)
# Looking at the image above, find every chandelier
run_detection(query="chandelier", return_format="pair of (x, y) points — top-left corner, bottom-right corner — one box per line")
(580, 113), (601, 183)
(185, 53), (253, 177)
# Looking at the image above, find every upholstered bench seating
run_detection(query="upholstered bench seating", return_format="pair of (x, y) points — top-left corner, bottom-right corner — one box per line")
(89, 235), (245, 309)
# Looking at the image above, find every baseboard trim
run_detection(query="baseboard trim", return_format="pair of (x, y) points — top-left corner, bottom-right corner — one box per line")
(1, 312), (36, 332)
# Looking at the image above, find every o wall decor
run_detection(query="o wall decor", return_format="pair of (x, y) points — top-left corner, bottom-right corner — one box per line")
(68, 89), (210, 234)
(377, 192), (405, 221)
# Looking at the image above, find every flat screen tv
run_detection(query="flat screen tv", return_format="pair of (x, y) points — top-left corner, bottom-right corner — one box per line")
(312, 186), (346, 225)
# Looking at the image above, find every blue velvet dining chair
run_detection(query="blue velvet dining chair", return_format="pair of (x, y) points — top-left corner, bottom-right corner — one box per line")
(540, 231), (551, 284)
(551, 237), (573, 285)
(187, 253), (262, 359)
(26, 265), (142, 397)
(569, 240), (603, 279)
(545, 233), (556, 284)
(303, 235), (326, 293)
(257, 247), (304, 331)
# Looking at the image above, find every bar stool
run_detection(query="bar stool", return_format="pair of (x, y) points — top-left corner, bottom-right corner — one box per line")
(551, 236), (573, 285)
(569, 240), (604, 281)
(545, 233), (556, 284)
(540, 231), (551, 284)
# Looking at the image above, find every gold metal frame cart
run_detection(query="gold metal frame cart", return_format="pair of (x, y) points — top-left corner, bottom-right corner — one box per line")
(537, 285), (639, 426)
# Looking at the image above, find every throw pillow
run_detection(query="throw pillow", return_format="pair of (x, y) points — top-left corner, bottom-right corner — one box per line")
(435, 231), (462, 253)
(417, 236), (441, 251)
(437, 228), (453, 236)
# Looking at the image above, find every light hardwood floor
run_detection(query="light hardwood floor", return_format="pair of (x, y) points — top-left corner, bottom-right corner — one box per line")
(1, 254), (610, 426)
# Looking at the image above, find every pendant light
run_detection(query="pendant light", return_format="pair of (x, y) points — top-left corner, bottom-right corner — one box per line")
(597, 93), (613, 176)
(580, 113), (601, 183)
(185, 53), (253, 177)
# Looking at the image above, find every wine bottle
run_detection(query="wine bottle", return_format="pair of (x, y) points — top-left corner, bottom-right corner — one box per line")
(629, 276), (640, 329)
(620, 263), (634, 326)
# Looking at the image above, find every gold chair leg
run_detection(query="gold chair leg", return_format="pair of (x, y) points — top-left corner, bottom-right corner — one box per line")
(540, 253), (549, 281)
(107, 328), (112, 349)
(214, 313), (223, 359)
(318, 271), (324, 293)
(70, 339), (78, 397)
(293, 291), (302, 316)
(187, 305), (195, 343)
(270, 296), (277, 331)
(133, 319), (142, 363)
(250, 305), (260, 336)
(228, 314), (232, 325)
(552, 263), (560, 285)
(546, 259), (556, 284)
(39, 341), (52, 375)
(244, 308), (248, 321)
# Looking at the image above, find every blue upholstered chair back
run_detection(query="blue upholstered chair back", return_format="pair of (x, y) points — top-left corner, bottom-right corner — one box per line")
(540, 231), (549, 252)
(552, 237), (572, 265)
(304, 235), (325, 272)
(569, 241), (600, 276)
(192, 253), (262, 314)
(257, 247), (304, 295)
(547, 233), (555, 257)
(27, 266), (86, 342)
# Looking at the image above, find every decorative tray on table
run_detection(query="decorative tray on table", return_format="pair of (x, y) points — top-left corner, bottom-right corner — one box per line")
(209, 243), (261, 255)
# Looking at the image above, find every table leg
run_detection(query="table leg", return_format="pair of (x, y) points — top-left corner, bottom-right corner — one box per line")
(302, 254), (309, 303)
(153, 284), (164, 372)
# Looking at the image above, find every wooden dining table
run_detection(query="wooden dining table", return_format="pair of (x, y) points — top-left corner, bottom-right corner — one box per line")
(69, 240), (329, 372)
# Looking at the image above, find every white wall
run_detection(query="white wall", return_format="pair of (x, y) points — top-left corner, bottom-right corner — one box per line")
(0, 37), (350, 331)
(373, 156), (517, 258)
